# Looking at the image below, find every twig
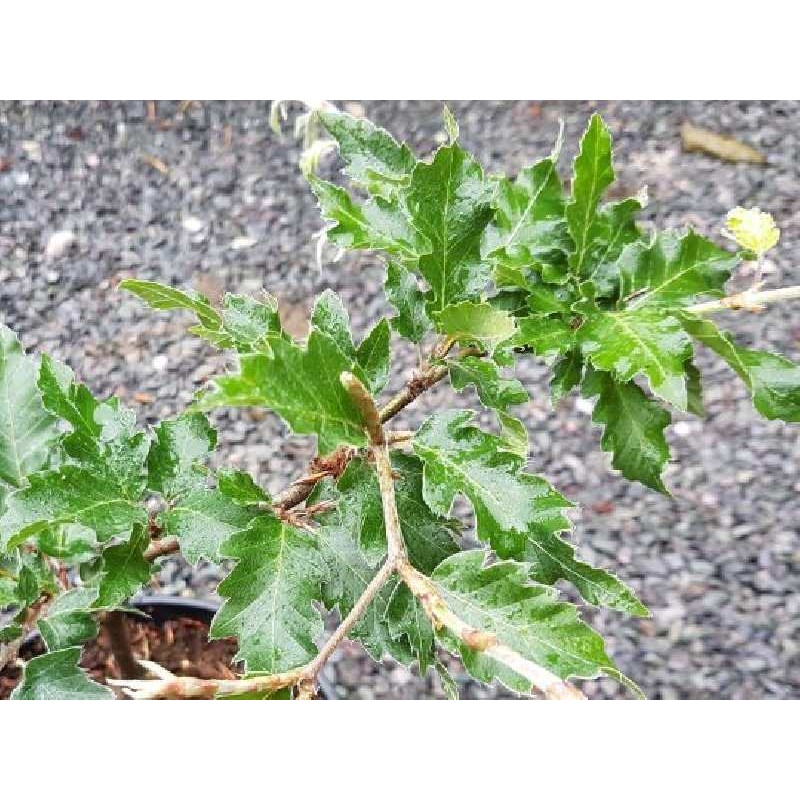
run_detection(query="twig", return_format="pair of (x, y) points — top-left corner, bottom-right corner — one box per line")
(340, 372), (384, 444)
(144, 536), (180, 562)
(123, 371), (584, 700)
(396, 562), (585, 700)
(686, 285), (800, 314)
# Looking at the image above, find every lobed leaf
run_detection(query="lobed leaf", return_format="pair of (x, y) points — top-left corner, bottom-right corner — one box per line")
(566, 114), (615, 275)
(147, 413), (217, 499)
(617, 230), (737, 309)
(678, 313), (800, 422)
(0, 325), (59, 489)
(92, 525), (153, 609)
(11, 646), (113, 700)
(437, 301), (516, 354)
(210, 514), (324, 673)
(407, 142), (495, 314)
(582, 367), (671, 492)
(577, 308), (692, 409)
(448, 356), (528, 411)
(384, 261), (432, 342)
(162, 488), (262, 565)
(197, 326), (368, 454)
(430, 551), (619, 690)
(1, 466), (147, 552)
(319, 110), (416, 200)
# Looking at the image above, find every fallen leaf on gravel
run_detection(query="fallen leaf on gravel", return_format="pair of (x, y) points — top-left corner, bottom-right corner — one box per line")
(591, 500), (615, 515)
(680, 122), (765, 164)
(133, 392), (155, 404)
(142, 154), (169, 174)
(0, 157), (12, 172)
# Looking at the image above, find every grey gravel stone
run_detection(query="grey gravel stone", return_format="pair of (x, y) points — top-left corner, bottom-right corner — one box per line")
(1, 101), (798, 699)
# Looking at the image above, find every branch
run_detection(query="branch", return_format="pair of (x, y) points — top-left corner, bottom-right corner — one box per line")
(396, 562), (585, 701)
(686, 284), (800, 314)
(270, 347), (453, 512)
(132, 342), (579, 699)
(111, 557), (398, 699)
(144, 536), (179, 562)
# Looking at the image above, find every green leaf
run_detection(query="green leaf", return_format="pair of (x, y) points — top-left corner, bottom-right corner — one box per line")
(437, 302), (516, 353)
(162, 489), (261, 564)
(577, 308), (692, 409)
(581, 194), (647, 294)
(122, 280), (281, 354)
(197, 328), (368, 454)
(40, 359), (149, 498)
(217, 470), (270, 505)
(210, 293), (281, 352)
(550, 350), (584, 403)
(319, 110), (416, 199)
(1, 466), (148, 551)
(407, 142), (495, 313)
(38, 588), (99, 651)
(678, 313), (800, 422)
(0, 325), (59, 488)
(210, 514), (324, 673)
(386, 582), (435, 673)
(38, 354), (100, 441)
(527, 283), (574, 316)
(582, 367), (671, 492)
(93, 525), (152, 609)
(414, 411), (645, 616)
(413, 411), (571, 548)
(311, 289), (355, 357)
(496, 411), (529, 458)
(618, 231), (737, 309)
(0, 623), (23, 643)
(11, 646), (113, 700)
(147, 413), (217, 499)
(566, 114), (615, 275)
(482, 147), (569, 285)
(685, 361), (705, 417)
(310, 291), (390, 395)
(520, 528), (647, 617)
(119, 279), (222, 330)
(448, 356), (528, 411)
(384, 261), (432, 343)
(15, 565), (39, 605)
(311, 177), (430, 260)
(430, 551), (617, 689)
(356, 319), (391, 394)
(512, 316), (574, 358)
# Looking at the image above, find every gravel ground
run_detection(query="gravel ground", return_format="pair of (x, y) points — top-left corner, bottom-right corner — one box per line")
(1, 100), (798, 699)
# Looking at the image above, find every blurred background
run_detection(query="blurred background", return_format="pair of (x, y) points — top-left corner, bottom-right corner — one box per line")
(0, 100), (798, 698)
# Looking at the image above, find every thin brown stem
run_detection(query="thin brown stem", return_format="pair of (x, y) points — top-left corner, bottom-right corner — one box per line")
(373, 442), (407, 562)
(104, 610), (144, 679)
(144, 537), (180, 562)
(396, 562), (585, 700)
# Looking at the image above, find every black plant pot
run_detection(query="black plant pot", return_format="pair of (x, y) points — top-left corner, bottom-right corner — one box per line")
(128, 595), (337, 699)
(13, 594), (336, 699)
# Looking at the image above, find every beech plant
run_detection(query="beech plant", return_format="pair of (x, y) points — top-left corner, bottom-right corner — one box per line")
(2, 106), (799, 700)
